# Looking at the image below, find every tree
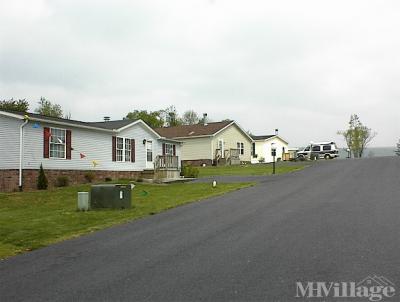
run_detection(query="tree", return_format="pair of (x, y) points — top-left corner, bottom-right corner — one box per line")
(37, 164), (48, 190)
(337, 114), (377, 158)
(125, 110), (164, 128)
(162, 105), (182, 127)
(395, 140), (400, 156)
(182, 110), (199, 125)
(0, 98), (29, 112)
(35, 97), (63, 118)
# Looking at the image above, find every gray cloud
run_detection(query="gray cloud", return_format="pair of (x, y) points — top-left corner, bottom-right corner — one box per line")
(1, 0), (399, 146)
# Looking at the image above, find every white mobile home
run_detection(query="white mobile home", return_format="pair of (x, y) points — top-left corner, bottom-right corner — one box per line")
(251, 134), (289, 163)
(0, 110), (181, 192)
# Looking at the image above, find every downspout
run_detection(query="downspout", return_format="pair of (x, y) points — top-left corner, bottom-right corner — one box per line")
(19, 118), (29, 191)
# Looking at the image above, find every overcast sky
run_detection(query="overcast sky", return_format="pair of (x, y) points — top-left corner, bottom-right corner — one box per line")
(1, 0), (399, 147)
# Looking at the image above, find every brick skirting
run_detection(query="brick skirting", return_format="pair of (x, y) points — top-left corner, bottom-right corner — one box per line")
(0, 169), (141, 192)
(181, 159), (213, 167)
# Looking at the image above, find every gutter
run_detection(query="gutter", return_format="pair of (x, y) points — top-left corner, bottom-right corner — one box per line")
(19, 118), (29, 191)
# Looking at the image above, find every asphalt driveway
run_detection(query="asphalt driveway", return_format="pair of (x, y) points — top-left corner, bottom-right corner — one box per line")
(1, 157), (399, 301)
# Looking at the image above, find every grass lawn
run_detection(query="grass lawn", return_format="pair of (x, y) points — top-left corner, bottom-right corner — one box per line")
(198, 162), (307, 177)
(0, 182), (253, 259)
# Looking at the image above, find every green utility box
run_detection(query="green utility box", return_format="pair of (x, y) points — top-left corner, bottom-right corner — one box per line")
(90, 184), (134, 209)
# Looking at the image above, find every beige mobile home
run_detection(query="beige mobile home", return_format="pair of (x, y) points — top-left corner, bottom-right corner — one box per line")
(155, 121), (253, 166)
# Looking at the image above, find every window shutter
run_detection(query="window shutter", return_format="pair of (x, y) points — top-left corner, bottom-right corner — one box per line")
(252, 143), (256, 156)
(173, 144), (176, 156)
(162, 143), (166, 155)
(112, 136), (116, 162)
(66, 130), (72, 160)
(43, 127), (50, 158)
(131, 139), (135, 162)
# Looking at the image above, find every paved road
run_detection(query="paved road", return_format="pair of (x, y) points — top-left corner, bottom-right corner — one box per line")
(1, 157), (400, 301)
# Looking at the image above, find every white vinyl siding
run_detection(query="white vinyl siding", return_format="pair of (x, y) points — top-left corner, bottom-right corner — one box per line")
(251, 137), (289, 164)
(0, 116), (181, 172)
(0, 115), (21, 169)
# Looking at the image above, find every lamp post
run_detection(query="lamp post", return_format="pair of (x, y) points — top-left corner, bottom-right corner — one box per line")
(309, 141), (314, 161)
(271, 143), (277, 174)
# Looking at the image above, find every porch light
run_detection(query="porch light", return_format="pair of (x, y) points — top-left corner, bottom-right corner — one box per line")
(143, 139), (146, 145)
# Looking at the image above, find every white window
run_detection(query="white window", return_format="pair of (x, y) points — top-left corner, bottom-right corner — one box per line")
(125, 138), (131, 162)
(116, 137), (124, 162)
(237, 142), (244, 155)
(146, 141), (153, 162)
(50, 128), (66, 159)
(165, 143), (174, 155)
(116, 137), (132, 162)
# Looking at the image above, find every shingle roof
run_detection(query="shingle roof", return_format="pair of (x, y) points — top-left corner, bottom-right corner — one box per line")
(0, 110), (137, 131)
(251, 135), (276, 140)
(154, 121), (233, 138)
(87, 119), (137, 130)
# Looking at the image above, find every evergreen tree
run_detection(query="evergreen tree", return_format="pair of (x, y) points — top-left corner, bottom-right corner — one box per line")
(37, 164), (48, 190)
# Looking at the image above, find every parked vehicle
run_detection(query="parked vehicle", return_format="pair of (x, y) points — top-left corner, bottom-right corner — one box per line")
(297, 142), (339, 160)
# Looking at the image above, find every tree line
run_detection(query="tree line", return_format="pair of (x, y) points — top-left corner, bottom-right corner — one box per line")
(0, 97), (70, 119)
(0, 98), (209, 127)
(125, 106), (209, 128)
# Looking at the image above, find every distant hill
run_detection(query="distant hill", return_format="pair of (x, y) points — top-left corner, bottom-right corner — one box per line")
(338, 147), (396, 159)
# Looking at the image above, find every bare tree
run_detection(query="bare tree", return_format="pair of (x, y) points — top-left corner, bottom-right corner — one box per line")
(337, 114), (377, 158)
(182, 110), (199, 125)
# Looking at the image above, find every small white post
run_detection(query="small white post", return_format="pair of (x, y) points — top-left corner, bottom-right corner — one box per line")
(78, 192), (90, 211)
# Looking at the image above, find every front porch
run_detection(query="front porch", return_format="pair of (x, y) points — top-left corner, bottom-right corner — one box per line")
(213, 148), (241, 166)
(153, 155), (181, 180)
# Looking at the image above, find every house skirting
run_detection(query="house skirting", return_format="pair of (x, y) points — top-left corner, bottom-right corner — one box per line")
(181, 159), (213, 167)
(0, 169), (142, 192)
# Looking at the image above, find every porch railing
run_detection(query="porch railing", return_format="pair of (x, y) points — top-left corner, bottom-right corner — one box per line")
(155, 155), (179, 170)
(214, 148), (240, 165)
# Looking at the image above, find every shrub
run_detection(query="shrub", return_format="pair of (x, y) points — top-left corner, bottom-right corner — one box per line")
(182, 165), (199, 178)
(37, 164), (48, 190)
(258, 157), (265, 163)
(84, 172), (96, 183)
(56, 176), (70, 187)
(105, 177), (112, 182)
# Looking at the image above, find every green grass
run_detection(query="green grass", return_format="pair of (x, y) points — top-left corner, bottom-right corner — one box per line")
(0, 182), (253, 259)
(198, 162), (307, 177)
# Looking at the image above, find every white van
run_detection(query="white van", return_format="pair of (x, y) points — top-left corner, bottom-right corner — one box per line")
(297, 142), (339, 160)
